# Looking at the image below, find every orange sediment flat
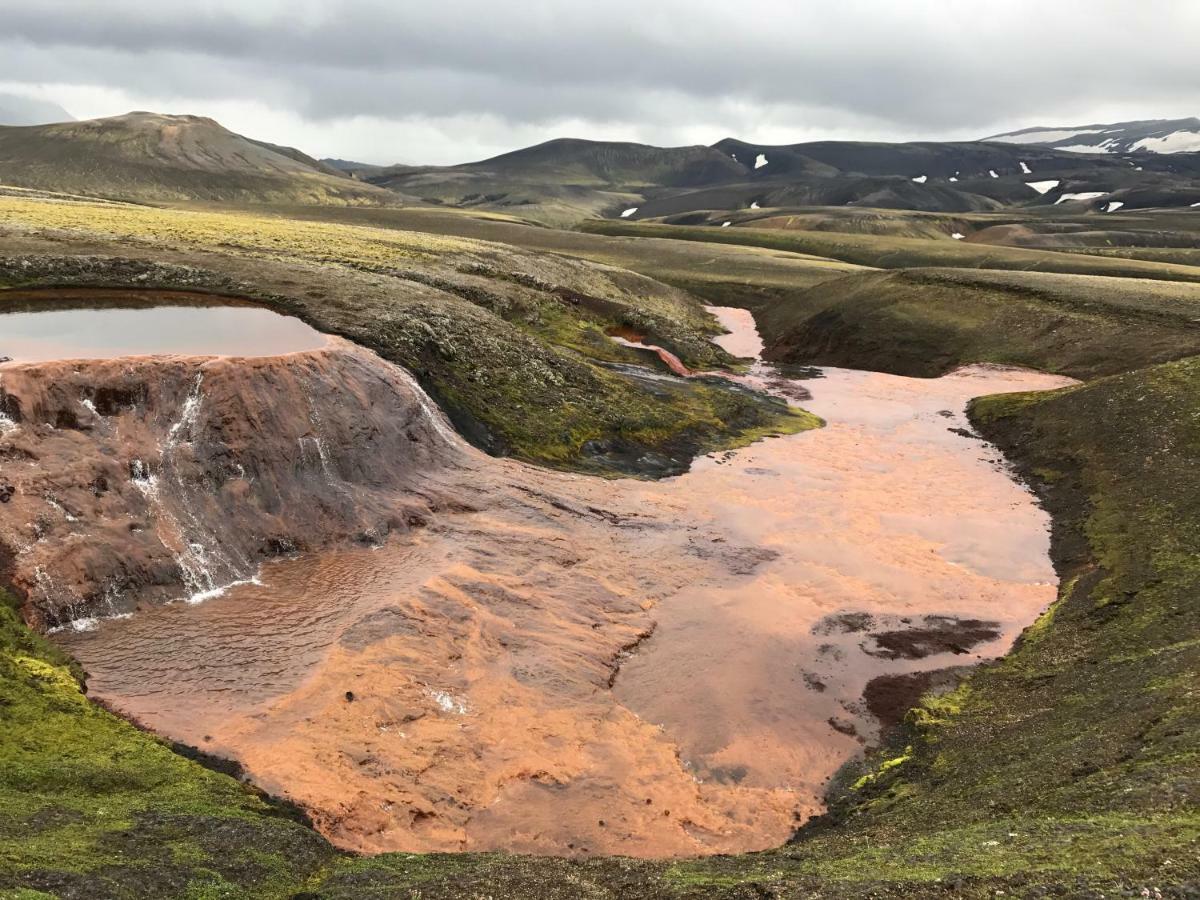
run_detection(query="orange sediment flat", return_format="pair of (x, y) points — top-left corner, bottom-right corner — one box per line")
(51, 308), (1075, 857)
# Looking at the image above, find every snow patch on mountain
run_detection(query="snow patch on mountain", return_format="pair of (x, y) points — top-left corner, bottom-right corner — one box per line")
(1026, 180), (1060, 194)
(989, 127), (1106, 144)
(1130, 131), (1200, 154)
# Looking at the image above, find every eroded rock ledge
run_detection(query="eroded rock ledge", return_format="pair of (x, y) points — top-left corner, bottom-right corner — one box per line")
(0, 338), (474, 628)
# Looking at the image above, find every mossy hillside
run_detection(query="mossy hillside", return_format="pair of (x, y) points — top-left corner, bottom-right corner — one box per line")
(757, 267), (1200, 379)
(0, 589), (334, 898)
(0, 196), (730, 365)
(0, 113), (394, 207)
(0, 199), (813, 474)
(2, 193), (1197, 895)
(205, 203), (868, 303)
(583, 219), (1200, 284)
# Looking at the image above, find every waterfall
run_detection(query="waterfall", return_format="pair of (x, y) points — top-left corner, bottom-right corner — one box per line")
(136, 371), (257, 604)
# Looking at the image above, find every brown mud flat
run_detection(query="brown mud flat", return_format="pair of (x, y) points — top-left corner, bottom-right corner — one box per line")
(17, 306), (1075, 858)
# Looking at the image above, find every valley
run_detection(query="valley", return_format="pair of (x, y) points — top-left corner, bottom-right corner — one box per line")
(39, 303), (1068, 859)
(0, 105), (1198, 899)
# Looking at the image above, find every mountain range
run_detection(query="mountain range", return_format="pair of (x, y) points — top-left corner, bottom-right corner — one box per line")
(1, 111), (1198, 220)
(0, 92), (74, 127)
(985, 117), (1200, 155)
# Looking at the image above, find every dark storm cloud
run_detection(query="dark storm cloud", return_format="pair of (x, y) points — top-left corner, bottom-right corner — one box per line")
(1, 0), (1198, 160)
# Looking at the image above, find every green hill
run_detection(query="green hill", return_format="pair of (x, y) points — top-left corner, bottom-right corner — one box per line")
(0, 112), (396, 205)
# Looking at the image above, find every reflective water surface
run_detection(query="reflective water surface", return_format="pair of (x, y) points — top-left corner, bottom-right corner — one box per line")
(0, 288), (326, 362)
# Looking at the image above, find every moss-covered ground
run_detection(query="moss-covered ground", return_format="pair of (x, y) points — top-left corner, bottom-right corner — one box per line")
(756, 267), (1200, 378)
(582, 219), (1200, 283)
(0, 196), (813, 475)
(0, 589), (339, 899)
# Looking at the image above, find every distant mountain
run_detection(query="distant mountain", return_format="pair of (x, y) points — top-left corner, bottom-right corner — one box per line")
(0, 111), (396, 205)
(629, 137), (1200, 219)
(984, 118), (1200, 155)
(321, 158), (389, 179)
(0, 93), (73, 126)
(456, 138), (745, 187)
(364, 138), (749, 225)
(356, 131), (1200, 224)
(8, 110), (1197, 219)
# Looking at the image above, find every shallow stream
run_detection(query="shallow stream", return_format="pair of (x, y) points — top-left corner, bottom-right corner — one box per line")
(53, 305), (1074, 857)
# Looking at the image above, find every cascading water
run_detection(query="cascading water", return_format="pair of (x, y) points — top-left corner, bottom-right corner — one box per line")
(2, 321), (474, 631)
(138, 371), (259, 603)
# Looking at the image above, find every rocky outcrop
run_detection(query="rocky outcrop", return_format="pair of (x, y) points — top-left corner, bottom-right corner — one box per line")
(0, 338), (474, 628)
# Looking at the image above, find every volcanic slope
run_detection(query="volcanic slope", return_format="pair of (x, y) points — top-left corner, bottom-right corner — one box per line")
(0, 112), (398, 205)
(364, 131), (1200, 223)
(368, 137), (747, 225)
(986, 116), (1200, 154)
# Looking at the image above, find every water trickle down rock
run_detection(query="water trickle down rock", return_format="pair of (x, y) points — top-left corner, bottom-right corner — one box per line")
(0, 338), (473, 629)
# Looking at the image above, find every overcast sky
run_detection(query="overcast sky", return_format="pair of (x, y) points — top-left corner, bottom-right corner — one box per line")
(0, 0), (1197, 165)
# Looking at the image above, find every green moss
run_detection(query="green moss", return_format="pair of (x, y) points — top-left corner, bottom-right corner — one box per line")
(0, 590), (335, 898)
(851, 747), (914, 791)
(583, 219), (1200, 284)
(748, 267), (1200, 379)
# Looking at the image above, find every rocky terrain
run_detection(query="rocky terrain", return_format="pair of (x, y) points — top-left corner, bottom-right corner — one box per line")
(1, 329), (474, 628)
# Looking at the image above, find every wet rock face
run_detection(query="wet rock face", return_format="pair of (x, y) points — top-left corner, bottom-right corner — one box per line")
(0, 338), (471, 627)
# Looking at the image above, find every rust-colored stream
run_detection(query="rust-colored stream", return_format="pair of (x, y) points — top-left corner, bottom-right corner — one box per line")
(56, 307), (1074, 858)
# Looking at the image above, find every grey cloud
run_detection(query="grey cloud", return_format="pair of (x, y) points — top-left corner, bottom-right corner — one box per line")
(0, 0), (1197, 162)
